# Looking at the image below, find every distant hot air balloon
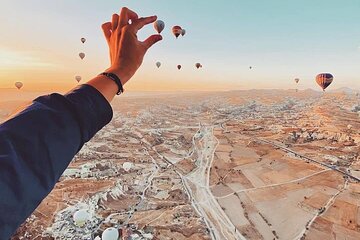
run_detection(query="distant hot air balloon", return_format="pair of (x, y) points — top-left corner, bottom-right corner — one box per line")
(102, 227), (119, 240)
(172, 26), (182, 38)
(195, 63), (201, 69)
(316, 73), (333, 91)
(181, 29), (186, 36)
(15, 82), (23, 90)
(177, 65), (182, 70)
(81, 38), (86, 44)
(294, 78), (300, 84)
(73, 209), (89, 227)
(75, 76), (82, 83)
(79, 52), (85, 60)
(156, 62), (161, 68)
(154, 20), (165, 34)
(249, 66), (252, 70)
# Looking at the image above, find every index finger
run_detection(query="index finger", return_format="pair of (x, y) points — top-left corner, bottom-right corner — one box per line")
(132, 16), (157, 32)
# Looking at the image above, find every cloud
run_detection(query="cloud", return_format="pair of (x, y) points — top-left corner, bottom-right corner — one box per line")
(0, 48), (58, 70)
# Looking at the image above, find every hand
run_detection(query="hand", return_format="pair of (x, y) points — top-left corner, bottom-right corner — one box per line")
(102, 7), (163, 85)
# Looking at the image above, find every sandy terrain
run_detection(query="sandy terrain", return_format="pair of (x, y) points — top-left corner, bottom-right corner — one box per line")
(1, 88), (359, 239)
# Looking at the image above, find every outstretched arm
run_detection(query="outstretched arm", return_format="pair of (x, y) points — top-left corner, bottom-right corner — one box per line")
(0, 7), (162, 239)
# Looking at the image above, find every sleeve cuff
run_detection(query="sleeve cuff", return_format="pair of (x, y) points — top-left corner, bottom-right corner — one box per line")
(63, 84), (113, 141)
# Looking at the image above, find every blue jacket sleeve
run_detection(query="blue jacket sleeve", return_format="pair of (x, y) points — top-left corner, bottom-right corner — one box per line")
(0, 84), (113, 239)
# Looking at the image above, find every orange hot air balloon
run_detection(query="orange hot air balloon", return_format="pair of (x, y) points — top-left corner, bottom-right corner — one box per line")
(15, 82), (23, 90)
(79, 52), (85, 60)
(177, 65), (182, 70)
(195, 63), (201, 69)
(172, 26), (182, 38)
(316, 73), (333, 91)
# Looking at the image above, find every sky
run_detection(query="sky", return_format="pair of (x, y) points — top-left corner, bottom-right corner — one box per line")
(0, 0), (359, 92)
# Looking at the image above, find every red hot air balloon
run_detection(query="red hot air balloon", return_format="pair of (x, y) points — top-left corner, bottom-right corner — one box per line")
(316, 73), (333, 91)
(177, 65), (182, 70)
(172, 26), (182, 38)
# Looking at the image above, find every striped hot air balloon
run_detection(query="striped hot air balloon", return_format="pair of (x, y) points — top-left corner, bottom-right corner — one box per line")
(316, 73), (333, 91)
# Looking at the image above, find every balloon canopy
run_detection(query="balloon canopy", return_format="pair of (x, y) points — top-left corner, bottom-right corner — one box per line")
(177, 65), (182, 70)
(172, 26), (182, 38)
(102, 227), (119, 240)
(15, 82), (23, 90)
(294, 78), (300, 84)
(156, 62), (161, 68)
(75, 76), (82, 83)
(79, 52), (85, 60)
(181, 29), (186, 36)
(316, 73), (333, 91)
(73, 209), (90, 227)
(154, 20), (165, 34)
(81, 38), (86, 43)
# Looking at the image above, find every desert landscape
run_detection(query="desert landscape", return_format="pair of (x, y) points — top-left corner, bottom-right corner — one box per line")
(1, 88), (359, 240)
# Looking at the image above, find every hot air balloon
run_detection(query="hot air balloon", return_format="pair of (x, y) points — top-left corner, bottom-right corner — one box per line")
(79, 52), (85, 60)
(75, 76), (82, 83)
(195, 63), (201, 69)
(156, 62), (161, 68)
(81, 38), (86, 44)
(102, 227), (119, 240)
(73, 209), (90, 227)
(316, 73), (333, 91)
(249, 66), (252, 70)
(177, 65), (182, 70)
(294, 78), (300, 84)
(172, 26), (182, 38)
(181, 29), (186, 36)
(154, 20), (165, 34)
(15, 82), (23, 90)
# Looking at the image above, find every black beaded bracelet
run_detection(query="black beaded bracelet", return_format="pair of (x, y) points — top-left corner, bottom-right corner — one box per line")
(99, 72), (124, 95)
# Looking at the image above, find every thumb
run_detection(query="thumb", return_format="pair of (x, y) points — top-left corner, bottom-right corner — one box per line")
(143, 34), (162, 50)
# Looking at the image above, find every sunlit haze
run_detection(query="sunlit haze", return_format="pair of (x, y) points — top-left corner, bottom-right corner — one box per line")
(0, 0), (359, 92)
